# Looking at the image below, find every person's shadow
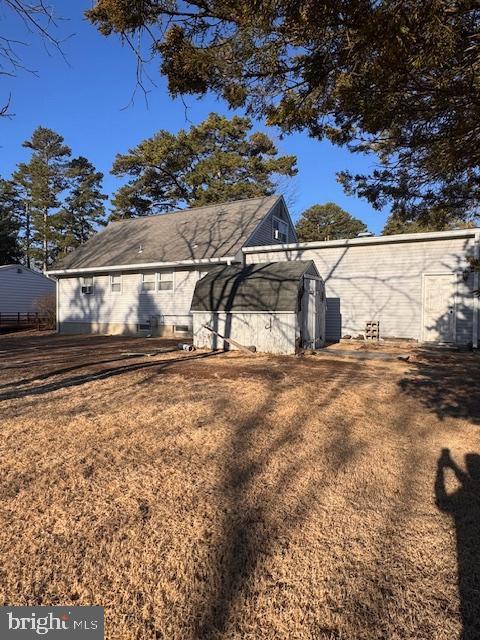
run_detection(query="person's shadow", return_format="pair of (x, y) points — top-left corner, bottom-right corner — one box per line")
(435, 448), (480, 639)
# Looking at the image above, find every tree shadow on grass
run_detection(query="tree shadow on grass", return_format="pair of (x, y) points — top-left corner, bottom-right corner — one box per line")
(0, 351), (222, 401)
(399, 349), (480, 425)
(435, 448), (480, 640)
(191, 361), (366, 639)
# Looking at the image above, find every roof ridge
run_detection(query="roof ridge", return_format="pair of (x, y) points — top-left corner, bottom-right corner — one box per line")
(110, 194), (280, 224)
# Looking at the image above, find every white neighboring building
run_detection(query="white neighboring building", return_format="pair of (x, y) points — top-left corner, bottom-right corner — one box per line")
(0, 264), (56, 313)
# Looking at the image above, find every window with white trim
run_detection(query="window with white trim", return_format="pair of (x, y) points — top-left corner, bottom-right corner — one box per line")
(110, 273), (122, 293)
(81, 276), (93, 295)
(141, 272), (156, 292)
(158, 271), (174, 291)
(273, 216), (289, 243)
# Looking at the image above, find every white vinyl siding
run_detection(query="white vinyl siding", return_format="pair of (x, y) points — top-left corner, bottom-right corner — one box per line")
(245, 237), (477, 343)
(0, 266), (56, 313)
(58, 267), (205, 332)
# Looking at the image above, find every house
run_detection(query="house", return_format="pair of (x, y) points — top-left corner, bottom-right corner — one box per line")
(244, 227), (480, 347)
(47, 196), (297, 337)
(191, 261), (326, 354)
(47, 195), (480, 348)
(0, 264), (56, 313)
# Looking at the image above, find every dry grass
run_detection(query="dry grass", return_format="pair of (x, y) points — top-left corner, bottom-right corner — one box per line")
(0, 333), (479, 640)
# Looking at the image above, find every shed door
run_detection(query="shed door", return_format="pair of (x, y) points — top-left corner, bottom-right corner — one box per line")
(302, 276), (321, 349)
(422, 274), (456, 342)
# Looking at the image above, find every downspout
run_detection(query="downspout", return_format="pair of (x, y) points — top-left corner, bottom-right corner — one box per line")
(473, 231), (480, 349)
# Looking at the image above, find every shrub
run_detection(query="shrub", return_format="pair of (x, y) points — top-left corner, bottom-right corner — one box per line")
(34, 293), (56, 330)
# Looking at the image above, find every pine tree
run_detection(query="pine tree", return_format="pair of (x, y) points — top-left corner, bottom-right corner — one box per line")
(13, 127), (71, 270)
(0, 178), (21, 264)
(296, 203), (368, 242)
(87, 1), (480, 223)
(110, 113), (296, 217)
(58, 157), (107, 254)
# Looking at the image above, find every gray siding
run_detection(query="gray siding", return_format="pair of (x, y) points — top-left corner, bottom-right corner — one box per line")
(245, 199), (297, 247)
(0, 266), (55, 313)
(57, 267), (208, 334)
(245, 237), (477, 343)
(193, 311), (298, 354)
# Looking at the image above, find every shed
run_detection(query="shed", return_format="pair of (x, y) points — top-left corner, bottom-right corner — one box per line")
(191, 261), (326, 354)
(0, 264), (55, 313)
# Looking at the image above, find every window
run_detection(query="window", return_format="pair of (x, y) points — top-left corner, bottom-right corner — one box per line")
(137, 321), (151, 331)
(273, 217), (289, 243)
(81, 276), (93, 294)
(110, 273), (122, 293)
(141, 273), (156, 292)
(158, 271), (174, 291)
(174, 325), (190, 334)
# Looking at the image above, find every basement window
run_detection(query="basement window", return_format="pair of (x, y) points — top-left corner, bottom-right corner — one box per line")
(141, 272), (156, 292)
(137, 322), (151, 331)
(110, 273), (122, 293)
(273, 216), (289, 243)
(81, 276), (93, 294)
(158, 271), (174, 291)
(175, 325), (190, 334)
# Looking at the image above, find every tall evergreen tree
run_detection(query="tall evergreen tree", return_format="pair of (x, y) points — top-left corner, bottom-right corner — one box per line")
(58, 157), (107, 254)
(0, 179), (21, 264)
(87, 1), (480, 224)
(296, 203), (368, 242)
(110, 113), (297, 218)
(13, 127), (71, 270)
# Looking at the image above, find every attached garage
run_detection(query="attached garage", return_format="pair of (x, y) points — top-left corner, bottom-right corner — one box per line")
(191, 261), (326, 354)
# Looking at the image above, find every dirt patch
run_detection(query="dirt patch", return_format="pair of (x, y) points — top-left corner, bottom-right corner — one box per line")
(0, 334), (479, 640)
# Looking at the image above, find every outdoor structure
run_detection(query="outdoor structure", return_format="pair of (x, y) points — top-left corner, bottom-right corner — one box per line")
(47, 196), (296, 336)
(0, 264), (55, 313)
(191, 261), (325, 354)
(47, 194), (479, 348)
(244, 228), (480, 347)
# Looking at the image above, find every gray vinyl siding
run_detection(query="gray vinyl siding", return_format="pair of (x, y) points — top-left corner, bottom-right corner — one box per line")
(245, 199), (297, 247)
(57, 267), (207, 334)
(245, 237), (477, 343)
(0, 266), (55, 313)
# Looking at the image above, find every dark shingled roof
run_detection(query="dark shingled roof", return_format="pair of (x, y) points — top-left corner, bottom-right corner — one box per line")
(191, 261), (320, 312)
(54, 195), (280, 270)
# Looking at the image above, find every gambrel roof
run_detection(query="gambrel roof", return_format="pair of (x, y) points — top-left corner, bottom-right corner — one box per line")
(191, 261), (320, 312)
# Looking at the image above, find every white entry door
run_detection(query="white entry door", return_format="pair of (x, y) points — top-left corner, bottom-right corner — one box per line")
(422, 274), (456, 342)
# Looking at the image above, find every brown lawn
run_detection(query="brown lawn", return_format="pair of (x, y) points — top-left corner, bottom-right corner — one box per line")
(0, 332), (479, 640)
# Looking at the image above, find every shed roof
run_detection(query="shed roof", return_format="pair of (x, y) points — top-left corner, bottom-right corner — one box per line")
(191, 261), (320, 313)
(52, 195), (280, 271)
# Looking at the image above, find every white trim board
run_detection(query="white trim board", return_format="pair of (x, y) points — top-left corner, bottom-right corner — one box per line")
(47, 256), (236, 276)
(243, 228), (480, 253)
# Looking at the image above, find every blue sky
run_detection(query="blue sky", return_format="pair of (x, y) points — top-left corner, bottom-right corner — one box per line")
(0, 2), (389, 233)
